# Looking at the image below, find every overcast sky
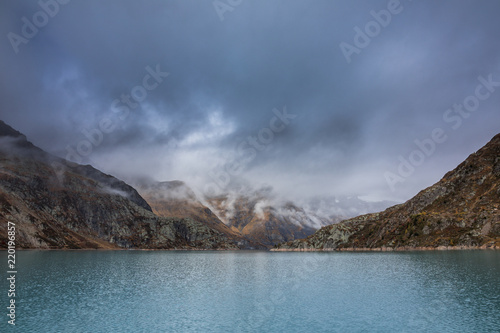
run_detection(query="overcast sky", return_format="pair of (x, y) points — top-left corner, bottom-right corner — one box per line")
(1, 0), (499, 203)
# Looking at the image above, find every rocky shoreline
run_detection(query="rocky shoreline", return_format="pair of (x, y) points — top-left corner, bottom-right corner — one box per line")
(0, 247), (256, 251)
(271, 244), (499, 252)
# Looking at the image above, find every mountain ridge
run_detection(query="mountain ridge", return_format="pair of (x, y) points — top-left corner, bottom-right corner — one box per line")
(136, 180), (267, 249)
(274, 133), (500, 251)
(206, 193), (332, 246)
(0, 120), (248, 250)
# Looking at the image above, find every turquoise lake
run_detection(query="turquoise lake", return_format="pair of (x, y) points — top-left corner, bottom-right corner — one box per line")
(2, 250), (499, 332)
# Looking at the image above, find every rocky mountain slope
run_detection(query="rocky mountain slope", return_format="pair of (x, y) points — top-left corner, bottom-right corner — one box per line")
(136, 180), (266, 249)
(136, 179), (330, 248)
(275, 133), (500, 251)
(0, 121), (247, 250)
(206, 191), (338, 247)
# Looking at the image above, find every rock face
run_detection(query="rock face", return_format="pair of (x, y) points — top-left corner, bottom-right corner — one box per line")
(136, 180), (266, 249)
(0, 121), (242, 250)
(275, 134), (500, 251)
(203, 188), (395, 248)
(137, 179), (319, 248)
(206, 193), (335, 247)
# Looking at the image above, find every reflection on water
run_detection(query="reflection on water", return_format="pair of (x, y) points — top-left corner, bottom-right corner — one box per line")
(1, 250), (499, 332)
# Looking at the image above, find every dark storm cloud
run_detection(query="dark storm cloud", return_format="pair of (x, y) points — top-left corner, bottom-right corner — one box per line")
(1, 0), (499, 202)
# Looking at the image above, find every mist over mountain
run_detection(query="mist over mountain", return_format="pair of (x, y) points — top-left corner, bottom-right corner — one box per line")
(133, 179), (349, 247)
(135, 179), (266, 249)
(133, 178), (397, 246)
(0, 119), (400, 249)
(2, 1), (499, 206)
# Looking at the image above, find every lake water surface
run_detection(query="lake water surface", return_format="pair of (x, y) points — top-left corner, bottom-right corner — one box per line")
(2, 250), (499, 332)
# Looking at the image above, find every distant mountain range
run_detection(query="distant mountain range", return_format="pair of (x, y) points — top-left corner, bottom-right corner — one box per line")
(275, 133), (500, 251)
(135, 180), (266, 249)
(136, 180), (342, 247)
(0, 120), (351, 249)
(4, 119), (493, 252)
(134, 179), (397, 247)
(206, 192), (327, 247)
